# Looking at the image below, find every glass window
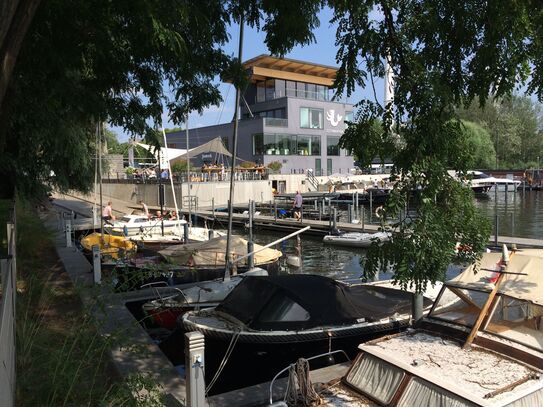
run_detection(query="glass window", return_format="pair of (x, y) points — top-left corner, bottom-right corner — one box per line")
(429, 286), (491, 328)
(258, 294), (310, 323)
(263, 133), (277, 155)
(306, 83), (316, 100)
(327, 136), (340, 156)
(275, 79), (285, 98)
(297, 135), (320, 156)
(296, 82), (306, 98)
(276, 134), (296, 155)
(300, 108), (323, 129)
(253, 134), (263, 155)
(256, 81), (265, 103)
(317, 85), (327, 101)
(286, 81), (296, 97)
(274, 108), (286, 119)
(345, 354), (405, 405)
(265, 79), (275, 101)
(345, 111), (354, 123)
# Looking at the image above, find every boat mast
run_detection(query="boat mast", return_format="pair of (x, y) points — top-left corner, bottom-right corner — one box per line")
(99, 122), (104, 240)
(224, 13), (244, 281)
(186, 111), (191, 227)
(162, 127), (183, 236)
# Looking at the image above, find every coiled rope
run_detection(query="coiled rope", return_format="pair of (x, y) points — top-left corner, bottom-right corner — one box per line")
(284, 358), (322, 407)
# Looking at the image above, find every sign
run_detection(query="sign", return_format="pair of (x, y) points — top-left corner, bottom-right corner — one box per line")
(201, 153), (212, 159)
(326, 109), (343, 127)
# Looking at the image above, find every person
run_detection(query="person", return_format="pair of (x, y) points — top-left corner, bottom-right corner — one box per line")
(292, 190), (303, 221)
(160, 169), (169, 179)
(102, 201), (115, 225)
(139, 200), (149, 218)
(155, 210), (162, 219)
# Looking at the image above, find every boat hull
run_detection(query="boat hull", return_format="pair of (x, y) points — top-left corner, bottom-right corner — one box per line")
(171, 318), (409, 395)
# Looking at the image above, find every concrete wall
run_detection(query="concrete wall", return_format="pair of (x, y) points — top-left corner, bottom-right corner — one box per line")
(102, 180), (274, 209)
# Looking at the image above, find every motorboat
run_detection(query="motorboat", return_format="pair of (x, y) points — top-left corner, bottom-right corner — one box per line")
(128, 227), (225, 249)
(323, 231), (389, 248)
(142, 268), (268, 330)
(104, 214), (186, 236)
(79, 232), (137, 260)
(270, 247), (543, 407)
(468, 170), (522, 192)
(334, 181), (367, 200)
(179, 274), (436, 394)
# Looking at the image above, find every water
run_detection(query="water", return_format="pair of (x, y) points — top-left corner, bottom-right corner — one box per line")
(242, 190), (543, 281)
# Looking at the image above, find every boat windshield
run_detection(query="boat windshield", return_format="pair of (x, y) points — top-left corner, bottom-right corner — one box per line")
(120, 216), (132, 223)
(430, 286), (543, 351)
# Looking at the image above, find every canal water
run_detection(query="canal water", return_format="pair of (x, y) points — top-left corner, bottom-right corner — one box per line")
(240, 190), (543, 281)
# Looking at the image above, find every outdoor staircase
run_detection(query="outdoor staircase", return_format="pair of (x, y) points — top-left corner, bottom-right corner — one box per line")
(306, 170), (319, 191)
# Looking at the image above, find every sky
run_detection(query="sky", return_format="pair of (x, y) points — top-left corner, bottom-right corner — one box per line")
(113, 7), (383, 142)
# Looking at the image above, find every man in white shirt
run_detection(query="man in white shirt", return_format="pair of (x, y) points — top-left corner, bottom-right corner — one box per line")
(102, 201), (115, 225)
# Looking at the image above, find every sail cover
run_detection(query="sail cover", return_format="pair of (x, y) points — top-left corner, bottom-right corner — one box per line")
(159, 235), (282, 266)
(449, 250), (543, 305)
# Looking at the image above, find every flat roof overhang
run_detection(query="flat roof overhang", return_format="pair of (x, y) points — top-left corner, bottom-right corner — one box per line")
(227, 54), (337, 87)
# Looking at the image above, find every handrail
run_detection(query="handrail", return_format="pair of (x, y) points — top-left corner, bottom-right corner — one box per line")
(268, 349), (350, 405)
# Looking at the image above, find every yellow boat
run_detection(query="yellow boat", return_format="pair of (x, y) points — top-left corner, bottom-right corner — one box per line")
(80, 233), (137, 259)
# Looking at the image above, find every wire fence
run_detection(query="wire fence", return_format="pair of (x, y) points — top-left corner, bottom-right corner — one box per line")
(0, 202), (16, 407)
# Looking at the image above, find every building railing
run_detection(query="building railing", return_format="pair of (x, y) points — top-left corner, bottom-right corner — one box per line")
(264, 117), (288, 127)
(0, 202), (16, 407)
(102, 169), (269, 184)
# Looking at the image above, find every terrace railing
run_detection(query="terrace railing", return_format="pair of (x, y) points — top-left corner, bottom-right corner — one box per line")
(0, 202), (16, 407)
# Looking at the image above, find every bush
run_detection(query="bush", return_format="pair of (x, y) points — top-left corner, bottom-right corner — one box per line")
(267, 161), (282, 172)
(124, 166), (135, 175)
(171, 160), (189, 173)
(240, 161), (256, 169)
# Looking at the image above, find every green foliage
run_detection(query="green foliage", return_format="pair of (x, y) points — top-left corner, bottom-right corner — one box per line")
(239, 161), (256, 168)
(171, 160), (189, 173)
(267, 161), (282, 172)
(460, 121), (496, 169)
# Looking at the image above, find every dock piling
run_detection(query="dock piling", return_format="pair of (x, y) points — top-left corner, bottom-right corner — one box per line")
(65, 218), (72, 247)
(274, 199), (277, 221)
(494, 186), (499, 247)
(369, 190), (373, 223)
(184, 223), (189, 244)
(347, 204), (352, 223)
(212, 198), (215, 219)
(333, 208), (337, 231)
(318, 200), (322, 221)
(92, 245), (101, 284)
(185, 332), (205, 407)
(361, 206), (365, 231)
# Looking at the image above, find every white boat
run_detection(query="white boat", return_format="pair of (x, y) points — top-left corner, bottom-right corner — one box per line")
(105, 214), (186, 236)
(323, 231), (389, 248)
(270, 247), (543, 407)
(468, 170), (522, 192)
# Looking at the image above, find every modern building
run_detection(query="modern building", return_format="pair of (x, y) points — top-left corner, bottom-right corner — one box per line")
(166, 55), (355, 175)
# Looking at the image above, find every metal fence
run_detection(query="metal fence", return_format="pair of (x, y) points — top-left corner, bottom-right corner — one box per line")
(102, 170), (269, 184)
(0, 203), (16, 407)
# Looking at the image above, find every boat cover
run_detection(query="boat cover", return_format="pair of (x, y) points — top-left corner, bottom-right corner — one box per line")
(158, 235), (282, 266)
(449, 249), (543, 305)
(216, 275), (432, 330)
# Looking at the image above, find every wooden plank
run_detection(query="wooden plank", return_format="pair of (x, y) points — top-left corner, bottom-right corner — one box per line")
(251, 66), (335, 86)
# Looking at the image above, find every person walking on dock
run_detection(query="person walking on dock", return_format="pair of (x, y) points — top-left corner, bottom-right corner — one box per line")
(139, 200), (150, 218)
(102, 201), (115, 225)
(292, 191), (303, 221)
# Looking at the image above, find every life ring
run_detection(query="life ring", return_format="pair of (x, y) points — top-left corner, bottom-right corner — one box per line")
(374, 206), (384, 218)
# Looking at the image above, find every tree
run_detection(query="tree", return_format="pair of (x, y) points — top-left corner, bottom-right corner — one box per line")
(460, 121), (496, 169)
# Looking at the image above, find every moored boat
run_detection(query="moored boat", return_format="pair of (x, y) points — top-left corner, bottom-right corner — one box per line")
(179, 274), (435, 394)
(105, 214), (186, 236)
(323, 231), (390, 248)
(80, 232), (137, 260)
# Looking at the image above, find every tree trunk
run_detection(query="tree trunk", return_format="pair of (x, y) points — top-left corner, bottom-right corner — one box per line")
(0, 0), (41, 113)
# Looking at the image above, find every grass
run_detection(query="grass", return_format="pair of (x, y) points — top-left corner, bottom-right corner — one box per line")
(0, 199), (13, 257)
(14, 199), (165, 407)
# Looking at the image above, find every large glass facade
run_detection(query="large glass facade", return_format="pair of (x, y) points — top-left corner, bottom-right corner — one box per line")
(253, 133), (321, 156)
(253, 79), (332, 102)
(300, 107), (324, 129)
(327, 135), (340, 156)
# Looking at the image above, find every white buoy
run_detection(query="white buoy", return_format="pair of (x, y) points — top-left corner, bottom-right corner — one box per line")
(287, 256), (301, 268)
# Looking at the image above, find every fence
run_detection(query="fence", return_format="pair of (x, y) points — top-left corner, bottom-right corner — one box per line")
(0, 202), (16, 407)
(102, 169), (269, 184)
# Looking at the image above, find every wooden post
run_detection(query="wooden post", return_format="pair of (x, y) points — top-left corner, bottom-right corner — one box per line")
(92, 245), (101, 284)
(463, 246), (510, 349)
(369, 190), (373, 223)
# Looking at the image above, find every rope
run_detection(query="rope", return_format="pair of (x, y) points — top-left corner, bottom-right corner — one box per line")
(284, 358), (322, 407)
(205, 329), (241, 394)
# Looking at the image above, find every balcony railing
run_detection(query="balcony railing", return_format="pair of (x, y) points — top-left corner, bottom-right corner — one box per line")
(264, 117), (288, 127)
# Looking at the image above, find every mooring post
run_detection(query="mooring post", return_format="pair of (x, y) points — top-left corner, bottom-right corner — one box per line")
(185, 331), (205, 407)
(494, 186), (499, 247)
(208, 229), (214, 240)
(333, 207), (337, 231)
(347, 204), (352, 223)
(184, 223), (189, 244)
(65, 218), (72, 247)
(274, 198), (277, 221)
(318, 200), (322, 221)
(412, 292), (424, 325)
(212, 197), (215, 219)
(92, 245), (101, 284)
(369, 190), (373, 223)
(361, 206), (365, 231)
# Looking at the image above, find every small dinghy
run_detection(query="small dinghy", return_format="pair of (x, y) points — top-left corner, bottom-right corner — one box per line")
(323, 231), (389, 248)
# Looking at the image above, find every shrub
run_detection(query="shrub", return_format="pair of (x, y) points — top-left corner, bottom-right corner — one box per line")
(267, 161), (282, 172)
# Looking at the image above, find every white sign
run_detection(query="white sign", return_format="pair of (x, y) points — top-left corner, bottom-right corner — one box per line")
(326, 109), (343, 127)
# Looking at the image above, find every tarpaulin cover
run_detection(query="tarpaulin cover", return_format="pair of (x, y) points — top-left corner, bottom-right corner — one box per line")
(449, 249), (543, 305)
(217, 275), (432, 330)
(170, 137), (231, 163)
(158, 235), (282, 266)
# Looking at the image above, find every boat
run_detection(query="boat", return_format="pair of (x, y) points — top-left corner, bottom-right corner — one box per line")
(128, 226), (225, 249)
(105, 214), (186, 236)
(142, 268), (268, 330)
(271, 247), (543, 406)
(80, 232), (137, 260)
(179, 274), (436, 395)
(449, 170), (521, 194)
(158, 235), (282, 268)
(323, 231), (389, 248)
(334, 180), (367, 200)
